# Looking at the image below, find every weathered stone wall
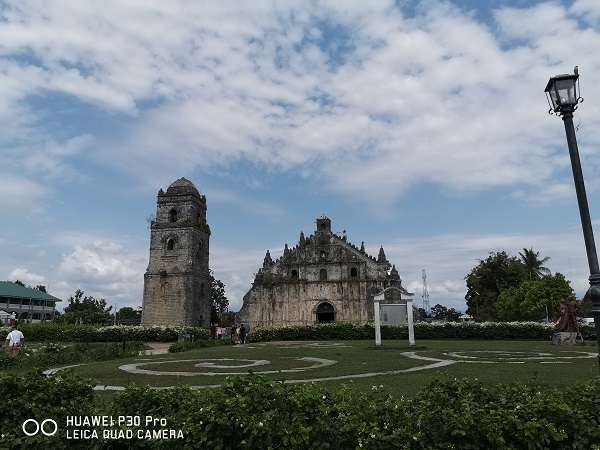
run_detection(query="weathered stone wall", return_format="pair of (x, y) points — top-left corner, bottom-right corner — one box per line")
(237, 215), (411, 330)
(142, 178), (211, 327)
(238, 279), (391, 327)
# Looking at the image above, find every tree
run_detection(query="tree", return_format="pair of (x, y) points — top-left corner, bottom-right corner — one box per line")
(416, 308), (431, 321)
(117, 306), (142, 324)
(210, 270), (228, 325)
(465, 251), (528, 321)
(60, 289), (113, 324)
(14, 280), (25, 287)
(34, 285), (47, 293)
(430, 304), (462, 322)
(518, 247), (551, 281)
(220, 311), (237, 327)
(494, 273), (575, 322)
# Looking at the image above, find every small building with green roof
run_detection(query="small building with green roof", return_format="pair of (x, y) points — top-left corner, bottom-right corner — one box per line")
(0, 281), (62, 324)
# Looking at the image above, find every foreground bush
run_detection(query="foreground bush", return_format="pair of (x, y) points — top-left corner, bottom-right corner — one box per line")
(0, 370), (95, 450)
(3, 370), (600, 449)
(251, 321), (597, 342)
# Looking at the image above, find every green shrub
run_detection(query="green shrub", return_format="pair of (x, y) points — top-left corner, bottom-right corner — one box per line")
(0, 369), (95, 449)
(0, 324), (210, 343)
(3, 371), (600, 449)
(0, 341), (148, 371)
(102, 374), (600, 449)
(250, 322), (596, 342)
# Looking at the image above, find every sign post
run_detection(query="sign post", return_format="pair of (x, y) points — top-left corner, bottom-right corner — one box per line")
(373, 287), (415, 347)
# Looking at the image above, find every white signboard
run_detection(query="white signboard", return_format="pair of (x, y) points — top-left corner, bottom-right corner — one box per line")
(381, 304), (407, 325)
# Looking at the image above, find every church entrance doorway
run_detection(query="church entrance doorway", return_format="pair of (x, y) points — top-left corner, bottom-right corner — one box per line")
(316, 302), (335, 323)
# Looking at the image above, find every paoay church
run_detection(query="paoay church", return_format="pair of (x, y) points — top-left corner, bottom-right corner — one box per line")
(236, 215), (413, 328)
(141, 178), (413, 328)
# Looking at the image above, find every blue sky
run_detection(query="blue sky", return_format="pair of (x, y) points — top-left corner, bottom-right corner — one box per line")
(1, 0), (599, 314)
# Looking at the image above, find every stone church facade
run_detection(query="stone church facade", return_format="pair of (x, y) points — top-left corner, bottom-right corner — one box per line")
(237, 215), (413, 328)
(142, 178), (211, 327)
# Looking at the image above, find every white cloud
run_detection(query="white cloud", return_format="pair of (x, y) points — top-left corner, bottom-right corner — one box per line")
(0, 175), (48, 217)
(7, 268), (46, 285)
(59, 244), (140, 283)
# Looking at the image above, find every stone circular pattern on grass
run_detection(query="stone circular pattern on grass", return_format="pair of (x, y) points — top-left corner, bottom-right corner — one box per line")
(442, 350), (597, 362)
(194, 358), (270, 369)
(118, 357), (337, 376)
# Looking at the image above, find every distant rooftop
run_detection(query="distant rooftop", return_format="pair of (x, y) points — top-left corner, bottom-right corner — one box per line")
(0, 281), (62, 302)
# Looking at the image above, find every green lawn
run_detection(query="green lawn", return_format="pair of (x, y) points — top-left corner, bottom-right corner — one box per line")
(58, 339), (600, 397)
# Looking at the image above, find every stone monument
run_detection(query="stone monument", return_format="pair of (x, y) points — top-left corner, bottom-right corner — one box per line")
(552, 296), (582, 345)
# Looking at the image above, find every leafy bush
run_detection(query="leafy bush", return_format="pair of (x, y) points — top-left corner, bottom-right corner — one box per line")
(3, 371), (600, 449)
(0, 369), (95, 449)
(250, 321), (597, 342)
(103, 375), (600, 449)
(0, 341), (148, 371)
(0, 324), (210, 343)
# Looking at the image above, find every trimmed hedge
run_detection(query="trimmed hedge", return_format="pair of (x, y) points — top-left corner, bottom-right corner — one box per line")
(3, 371), (600, 449)
(250, 321), (597, 342)
(0, 341), (147, 371)
(0, 324), (210, 342)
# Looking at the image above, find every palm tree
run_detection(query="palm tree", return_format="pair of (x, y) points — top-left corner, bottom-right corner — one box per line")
(518, 247), (551, 281)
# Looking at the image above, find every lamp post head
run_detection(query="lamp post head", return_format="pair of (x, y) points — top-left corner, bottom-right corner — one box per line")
(545, 69), (582, 116)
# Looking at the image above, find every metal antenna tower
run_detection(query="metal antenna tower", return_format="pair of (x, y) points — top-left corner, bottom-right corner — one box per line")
(422, 269), (430, 315)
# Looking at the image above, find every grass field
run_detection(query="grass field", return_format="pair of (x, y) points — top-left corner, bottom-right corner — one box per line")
(56, 339), (600, 397)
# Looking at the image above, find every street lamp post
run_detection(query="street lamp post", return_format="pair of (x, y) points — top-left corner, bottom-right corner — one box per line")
(545, 68), (600, 368)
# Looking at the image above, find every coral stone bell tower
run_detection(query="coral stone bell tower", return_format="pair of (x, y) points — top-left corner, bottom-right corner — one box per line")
(142, 178), (211, 326)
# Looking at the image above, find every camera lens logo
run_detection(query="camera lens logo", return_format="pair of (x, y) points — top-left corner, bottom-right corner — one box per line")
(22, 419), (58, 436)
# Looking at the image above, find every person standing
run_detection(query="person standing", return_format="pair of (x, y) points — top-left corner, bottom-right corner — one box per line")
(239, 324), (246, 345)
(2, 325), (24, 357)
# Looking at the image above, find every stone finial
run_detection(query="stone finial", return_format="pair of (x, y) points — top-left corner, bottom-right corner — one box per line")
(360, 241), (365, 253)
(299, 231), (305, 246)
(263, 250), (273, 268)
(390, 264), (400, 280)
(377, 245), (387, 263)
(342, 230), (347, 242)
(284, 244), (289, 256)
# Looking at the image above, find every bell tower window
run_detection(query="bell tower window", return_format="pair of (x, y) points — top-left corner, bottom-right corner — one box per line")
(169, 209), (177, 222)
(320, 269), (327, 281)
(167, 238), (175, 251)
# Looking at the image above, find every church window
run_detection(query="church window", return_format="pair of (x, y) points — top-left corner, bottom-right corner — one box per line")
(291, 269), (298, 280)
(167, 238), (175, 251)
(320, 250), (327, 260)
(169, 209), (177, 222)
(320, 269), (327, 281)
(350, 267), (358, 279)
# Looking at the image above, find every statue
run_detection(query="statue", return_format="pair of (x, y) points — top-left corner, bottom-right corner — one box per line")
(554, 296), (579, 333)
